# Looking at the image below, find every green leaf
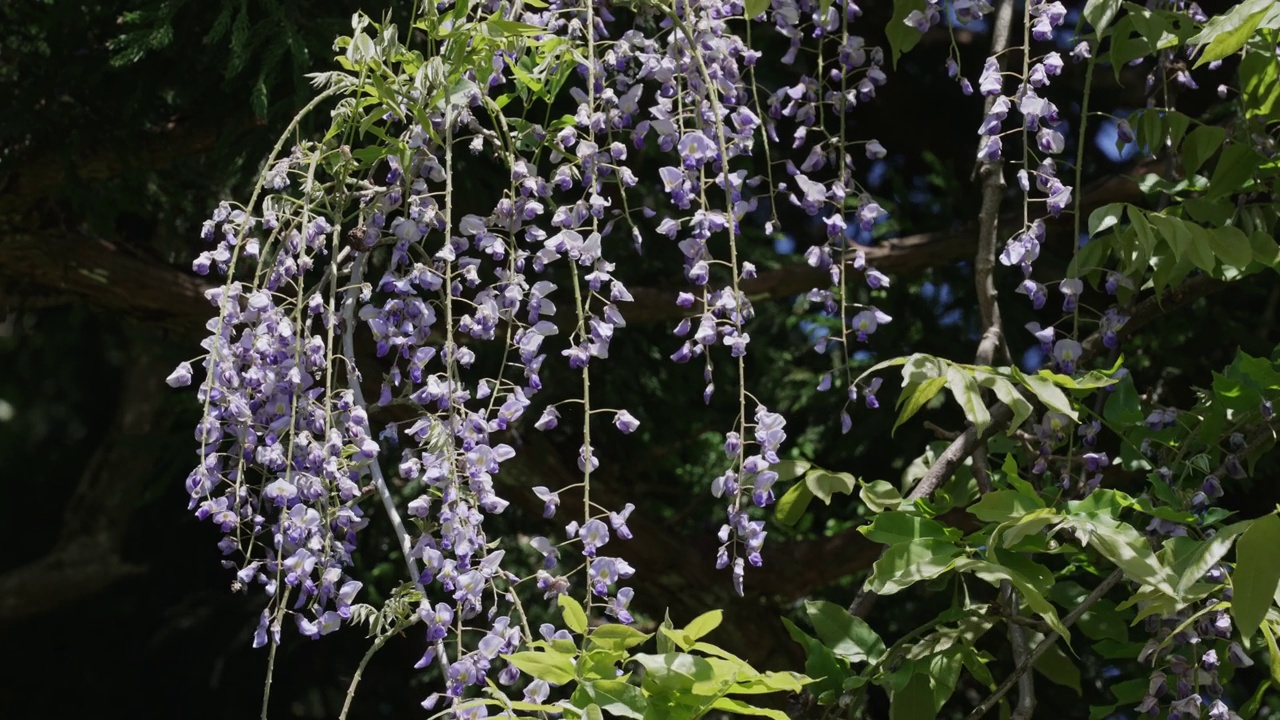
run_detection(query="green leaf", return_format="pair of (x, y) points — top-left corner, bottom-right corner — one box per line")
(487, 18), (547, 35)
(973, 371), (1034, 432)
(1149, 213), (1191, 263)
(729, 671), (811, 695)
(1129, 205), (1156, 257)
(1173, 519), (1253, 596)
(860, 511), (951, 545)
(578, 680), (647, 719)
(1186, 221), (1218, 272)
(1241, 679), (1275, 719)
(999, 508), (1061, 549)
(1015, 368), (1078, 421)
(1241, 38), (1280, 123)
(1035, 642), (1082, 694)
(1038, 369), (1120, 391)
(657, 610), (675, 654)
(1190, 0), (1272, 67)
(957, 559), (1070, 641)
(781, 618), (846, 697)
(886, 0), (930, 67)
(1207, 142), (1261, 199)
(1077, 600), (1130, 643)
(946, 366), (990, 435)
(709, 698), (789, 720)
(860, 479), (904, 512)
(1251, 230), (1280, 267)
(1001, 454), (1038, 496)
(803, 600), (886, 664)
(1262, 622), (1280, 686)
(901, 352), (947, 385)
(867, 538), (962, 595)
(969, 490), (1045, 523)
(503, 650), (577, 685)
(590, 624), (652, 652)
(1066, 515), (1178, 597)
(1180, 125), (1227, 177)
(1231, 513), (1280, 639)
(806, 468), (858, 504)
(1088, 202), (1126, 237)
(895, 375), (947, 434)
(683, 610), (723, 643)
(1083, 0), (1122, 33)
(559, 595), (589, 634)
(771, 459), (811, 483)
(890, 672), (935, 720)
(775, 481), (815, 526)
(743, 0), (770, 18)
(926, 651), (963, 713)
(632, 653), (716, 694)
(1208, 225), (1254, 270)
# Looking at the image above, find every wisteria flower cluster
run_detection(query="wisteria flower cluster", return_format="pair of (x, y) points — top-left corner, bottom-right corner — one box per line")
(167, 0), (1280, 717)
(167, 0), (913, 714)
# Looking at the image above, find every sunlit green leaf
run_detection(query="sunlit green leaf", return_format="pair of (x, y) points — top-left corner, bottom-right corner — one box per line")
(1232, 513), (1280, 639)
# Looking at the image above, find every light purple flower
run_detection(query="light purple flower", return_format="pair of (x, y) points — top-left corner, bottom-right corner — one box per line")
(613, 409), (640, 434)
(166, 362), (194, 388)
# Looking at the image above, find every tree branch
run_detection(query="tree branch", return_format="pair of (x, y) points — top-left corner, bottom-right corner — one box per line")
(0, 328), (165, 622)
(849, 271), (1233, 616)
(973, 0), (1015, 368)
(964, 568), (1124, 720)
(0, 168), (1148, 334)
(344, 253), (421, 585)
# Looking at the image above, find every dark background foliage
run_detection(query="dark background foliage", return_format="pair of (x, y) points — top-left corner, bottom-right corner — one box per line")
(1, 1), (1276, 717)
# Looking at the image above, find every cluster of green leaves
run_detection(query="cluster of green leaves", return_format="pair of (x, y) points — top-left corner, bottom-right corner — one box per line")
(320, 7), (582, 175)
(492, 597), (809, 720)
(109, 0), (326, 117)
(783, 441), (1280, 716)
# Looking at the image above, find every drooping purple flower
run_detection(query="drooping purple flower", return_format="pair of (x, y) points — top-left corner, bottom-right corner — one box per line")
(579, 519), (610, 557)
(1046, 181), (1072, 216)
(532, 486), (559, 518)
(1052, 339), (1082, 375)
(1017, 279), (1047, 309)
(166, 362), (194, 388)
(613, 410), (640, 434)
(1227, 641), (1254, 668)
(1059, 278), (1083, 311)
(609, 503), (635, 540)
(851, 310), (878, 342)
(978, 57), (1003, 96)
(1026, 322), (1055, 351)
(677, 131), (716, 167)
(977, 135), (1002, 162)
(607, 587), (634, 624)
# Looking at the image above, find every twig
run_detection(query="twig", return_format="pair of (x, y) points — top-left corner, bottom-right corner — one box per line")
(344, 253), (422, 584)
(339, 630), (395, 720)
(964, 568), (1124, 720)
(847, 403), (1016, 617)
(261, 636), (278, 720)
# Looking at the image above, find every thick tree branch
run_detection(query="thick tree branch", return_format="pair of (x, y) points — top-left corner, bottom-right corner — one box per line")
(0, 230), (212, 335)
(0, 329), (166, 622)
(0, 169), (1147, 333)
